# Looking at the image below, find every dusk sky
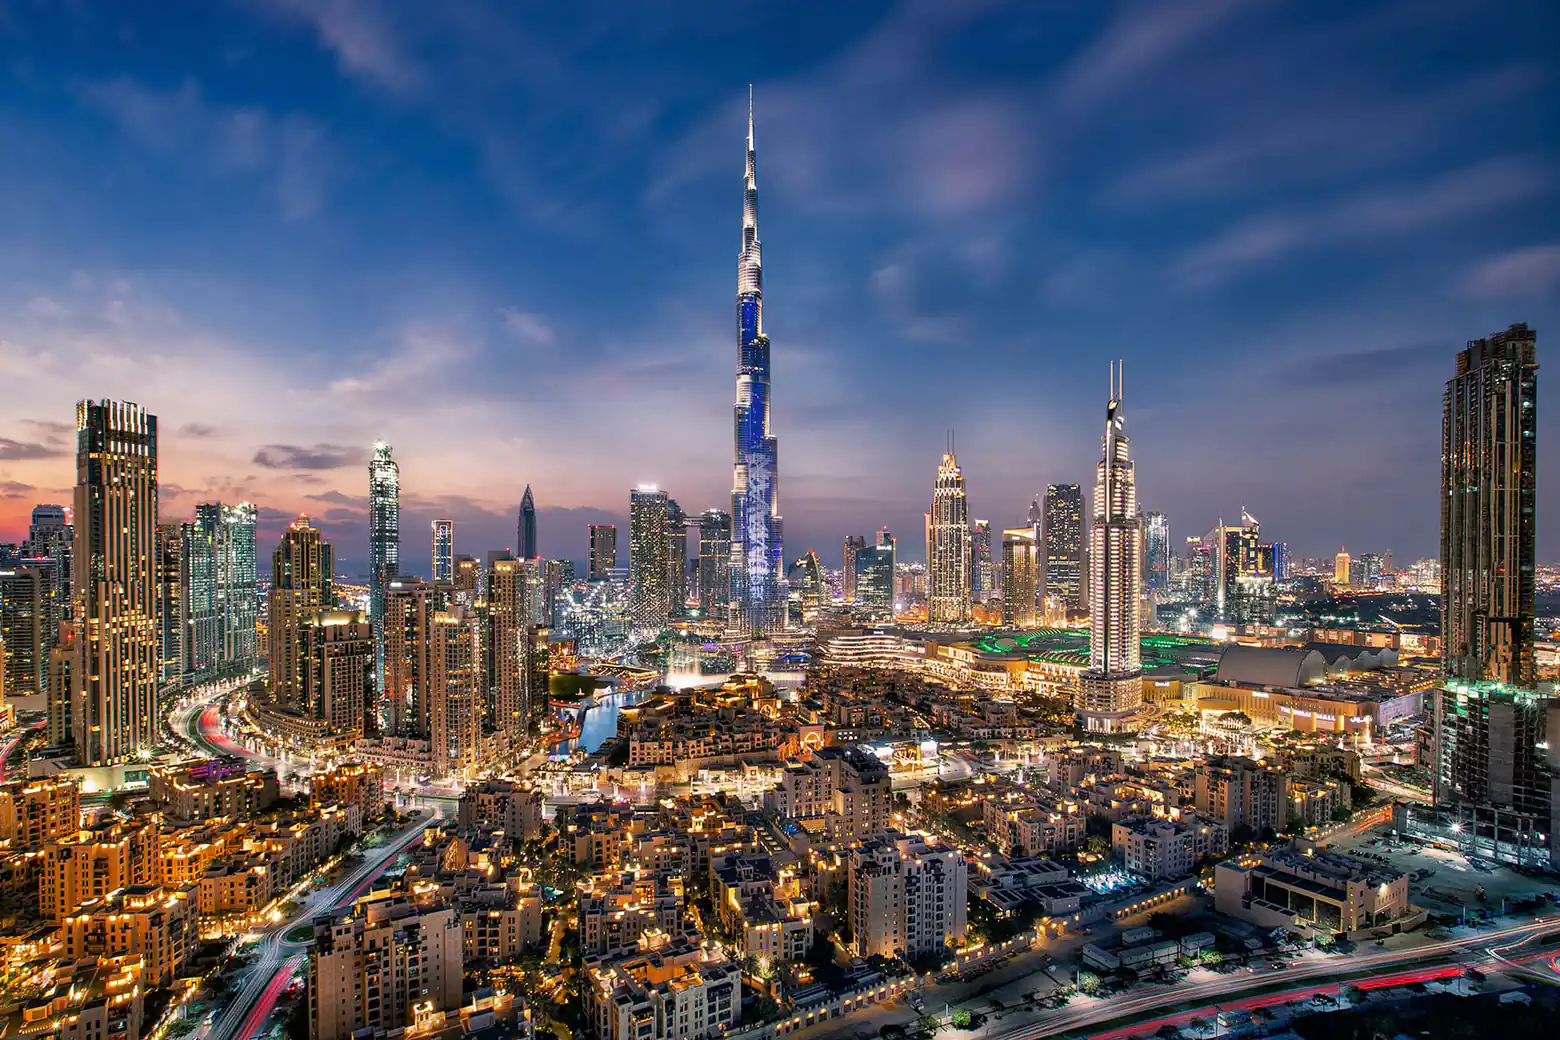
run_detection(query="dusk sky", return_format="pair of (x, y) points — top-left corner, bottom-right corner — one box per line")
(1, 0), (1557, 575)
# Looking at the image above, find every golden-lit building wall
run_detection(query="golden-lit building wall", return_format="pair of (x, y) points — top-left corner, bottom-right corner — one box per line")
(1334, 550), (1351, 585)
(301, 610), (372, 737)
(384, 580), (436, 739)
(60, 884), (198, 987)
(71, 400), (160, 765)
(0, 776), (81, 847)
(432, 606), (483, 777)
(268, 516), (335, 712)
(40, 820), (158, 921)
(486, 558), (535, 738)
(1000, 528), (1039, 627)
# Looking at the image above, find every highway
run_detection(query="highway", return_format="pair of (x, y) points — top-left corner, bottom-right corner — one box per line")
(983, 918), (1560, 1040)
(204, 809), (441, 1040)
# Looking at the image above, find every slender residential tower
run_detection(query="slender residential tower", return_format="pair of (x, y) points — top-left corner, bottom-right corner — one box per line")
(432, 519), (454, 583)
(517, 486), (537, 560)
(1441, 323), (1538, 687)
(71, 400), (159, 763)
(369, 442), (400, 689)
(1076, 363), (1144, 732)
(728, 87), (786, 637)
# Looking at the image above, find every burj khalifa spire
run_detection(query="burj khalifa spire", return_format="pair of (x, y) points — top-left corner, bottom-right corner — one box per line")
(729, 87), (785, 636)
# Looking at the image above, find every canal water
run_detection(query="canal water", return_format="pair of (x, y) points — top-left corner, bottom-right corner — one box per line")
(555, 685), (649, 755)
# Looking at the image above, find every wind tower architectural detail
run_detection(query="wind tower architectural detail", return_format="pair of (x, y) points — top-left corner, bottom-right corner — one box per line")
(1076, 362), (1143, 732)
(728, 87), (786, 637)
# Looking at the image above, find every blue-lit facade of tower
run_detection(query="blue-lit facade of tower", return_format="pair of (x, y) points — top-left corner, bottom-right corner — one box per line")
(728, 90), (785, 636)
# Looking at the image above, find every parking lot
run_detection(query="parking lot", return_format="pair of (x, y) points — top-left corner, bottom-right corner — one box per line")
(1329, 823), (1560, 918)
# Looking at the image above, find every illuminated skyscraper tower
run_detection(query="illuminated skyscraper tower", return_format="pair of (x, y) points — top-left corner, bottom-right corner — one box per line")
(71, 400), (159, 763)
(517, 486), (537, 560)
(1043, 484), (1083, 612)
(1144, 512), (1171, 593)
(1442, 323), (1538, 686)
(369, 442), (400, 688)
(630, 486), (672, 629)
(728, 87), (786, 636)
(927, 446), (971, 623)
(432, 519), (454, 583)
(1076, 364), (1143, 732)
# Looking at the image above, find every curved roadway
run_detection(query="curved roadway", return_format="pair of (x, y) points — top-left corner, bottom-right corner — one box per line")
(983, 918), (1560, 1040)
(204, 811), (440, 1040)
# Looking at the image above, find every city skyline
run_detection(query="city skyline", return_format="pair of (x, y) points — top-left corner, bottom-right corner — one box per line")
(1, 2), (1559, 574)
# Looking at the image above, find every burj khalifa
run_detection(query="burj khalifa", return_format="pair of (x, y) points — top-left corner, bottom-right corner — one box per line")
(729, 88), (786, 636)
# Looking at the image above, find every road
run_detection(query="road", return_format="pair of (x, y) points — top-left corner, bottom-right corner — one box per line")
(205, 810), (441, 1040)
(982, 918), (1560, 1040)
(0, 719), (43, 780)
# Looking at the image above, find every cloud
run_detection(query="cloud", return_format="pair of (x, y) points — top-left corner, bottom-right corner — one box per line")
(252, 443), (365, 470)
(0, 437), (66, 461)
(1048, 0), (1246, 113)
(1174, 156), (1551, 288)
(77, 77), (336, 219)
(1106, 68), (1545, 207)
(178, 422), (218, 438)
(500, 308), (554, 345)
(306, 489), (369, 508)
(254, 0), (421, 93)
(0, 480), (36, 497)
(1459, 244), (1560, 299)
(327, 324), (475, 399)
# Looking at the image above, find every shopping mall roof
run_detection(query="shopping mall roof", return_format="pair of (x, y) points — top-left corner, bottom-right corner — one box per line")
(967, 628), (1220, 671)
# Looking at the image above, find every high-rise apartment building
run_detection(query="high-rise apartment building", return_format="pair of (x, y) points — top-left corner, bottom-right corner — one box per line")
(369, 441), (400, 690)
(183, 505), (221, 681)
(298, 610), (371, 737)
(1000, 528), (1039, 627)
(1433, 680), (1553, 816)
(431, 605), (483, 777)
(1076, 365), (1143, 732)
(696, 509), (732, 616)
(1043, 484), (1083, 611)
(1212, 511), (1270, 624)
(728, 90), (786, 637)
(486, 556), (538, 738)
(71, 400), (159, 764)
(588, 524), (617, 580)
(1334, 548), (1351, 586)
(666, 498), (687, 615)
(927, 450), (971, 623)
(219, 502), (258, 672)
(431, 519), (454, 583)
(0, 565), (48, 697)
(154, 523), (182, 687)
(855, 534), (895, 621)
(1183, 536), (1213, 603)
(971, 519), (993, 603)
(268, 516), (335, 713)
(1144, 511), (1171, 593)
(381, 578), (435, 738)
(629, 487), (672, 629)
(517, 485), (537, 559)
(26, 503), (71, 647)
(1442, 323), (1538, 687)
(1271, 540), (1289, 582)
(842, 534), (866, 604)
